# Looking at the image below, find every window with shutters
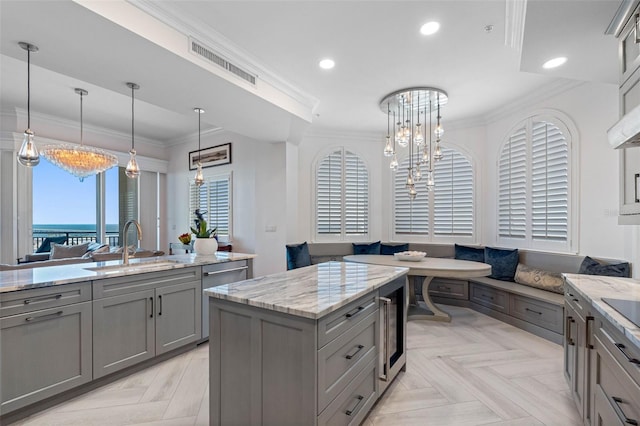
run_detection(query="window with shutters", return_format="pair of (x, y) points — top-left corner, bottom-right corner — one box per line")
(189, 173), (232, 240)
(393, 146), (475, 242)
(315, 148), (369, 240)
(497, 116), (572, 251)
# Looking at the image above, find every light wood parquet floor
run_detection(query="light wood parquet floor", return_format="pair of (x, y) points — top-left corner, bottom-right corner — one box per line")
(12, 305), (581, 426)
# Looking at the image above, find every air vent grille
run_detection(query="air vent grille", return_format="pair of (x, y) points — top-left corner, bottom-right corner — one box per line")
(190, 39), (256, 85)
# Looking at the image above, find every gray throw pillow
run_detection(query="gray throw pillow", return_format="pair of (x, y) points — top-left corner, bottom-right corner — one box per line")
(50, 242), (91, 259)
(514, 264), (564, 294)
(578, 256), (630, 277)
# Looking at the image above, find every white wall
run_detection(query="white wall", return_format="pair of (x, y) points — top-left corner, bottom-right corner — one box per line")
(166, 130), (287, 276)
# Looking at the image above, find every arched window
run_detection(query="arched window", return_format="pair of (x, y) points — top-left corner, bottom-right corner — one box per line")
(498, 116), (572, 251)
(315, 148), (369, 239)
(393, 145), (474, 241)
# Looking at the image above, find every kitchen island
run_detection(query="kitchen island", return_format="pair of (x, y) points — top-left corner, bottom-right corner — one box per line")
(0, 252), (255, 422)
(205, 261), (409, 426)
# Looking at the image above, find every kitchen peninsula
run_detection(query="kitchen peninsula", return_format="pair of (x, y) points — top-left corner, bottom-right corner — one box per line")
(205, 261), (409, 426)
(0, 252), (255, 422)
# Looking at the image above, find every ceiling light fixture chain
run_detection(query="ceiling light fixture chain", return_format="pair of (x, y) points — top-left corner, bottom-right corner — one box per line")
(379, 87), (448, 197)
(194, 107), (205, 186)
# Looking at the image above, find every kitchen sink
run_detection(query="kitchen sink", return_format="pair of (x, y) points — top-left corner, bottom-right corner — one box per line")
(85, 259), (183, 273)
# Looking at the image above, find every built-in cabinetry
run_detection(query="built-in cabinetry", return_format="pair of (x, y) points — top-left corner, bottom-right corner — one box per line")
(93, 268), (202, 378)
(615, 1), (640, 223)
(0, 282), (93, 413)
(564, 279), (640, 425)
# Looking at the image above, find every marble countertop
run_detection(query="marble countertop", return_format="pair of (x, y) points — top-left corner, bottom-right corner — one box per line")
(563, 273), (640, 350)
(204, 261), (409, 320)
(0, 252), (256, 293)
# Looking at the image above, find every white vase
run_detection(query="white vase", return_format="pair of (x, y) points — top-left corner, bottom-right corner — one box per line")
(194, 238), (218, 255)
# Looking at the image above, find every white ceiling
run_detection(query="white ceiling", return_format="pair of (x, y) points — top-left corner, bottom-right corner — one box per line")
(0, 0), (621, 145)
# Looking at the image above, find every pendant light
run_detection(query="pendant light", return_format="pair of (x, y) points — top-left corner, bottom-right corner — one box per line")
(125, 82), (140, 179)
(16, 42), (40, 167)
(194, 107), (205, 186)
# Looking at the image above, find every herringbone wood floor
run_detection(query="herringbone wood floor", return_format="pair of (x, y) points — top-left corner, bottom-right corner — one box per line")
(12, 305), (581, 426)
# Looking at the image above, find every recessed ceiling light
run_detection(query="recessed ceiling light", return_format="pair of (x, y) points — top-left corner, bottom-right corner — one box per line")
(542, 57), (567, 69)
(420, 21), (440, 36)
(319, 58), (335, 70)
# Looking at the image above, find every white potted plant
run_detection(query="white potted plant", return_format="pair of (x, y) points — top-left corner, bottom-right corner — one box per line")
(191, 209), (218, 255)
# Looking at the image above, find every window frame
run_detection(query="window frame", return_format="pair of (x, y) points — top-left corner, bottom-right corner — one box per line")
(391, 143), (477, 244)
(313, 146), (370, 242)
(188, 172), (233, 242)
(496, 112), (577, 253)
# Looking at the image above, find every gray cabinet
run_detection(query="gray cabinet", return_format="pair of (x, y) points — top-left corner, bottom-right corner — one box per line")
(0, 284), (92, 413)
(201, 260), (250, 339)
(93, 267), (202, 378)
(209, 291), (380, 426)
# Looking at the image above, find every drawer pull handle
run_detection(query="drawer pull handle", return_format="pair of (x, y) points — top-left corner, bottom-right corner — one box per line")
(612, 396), (638, 425)
(585, 316), (594, 349)
(566, 316), (575, 346)
(615, 343), (640, 366)
(345, 306), (365, 318)
(345, 344), (365, 360)
(203, 266), (248, 277)
(636, 13), (640, 45)
(25, 310), (63, 322)
(438, 286), (451, 290)
(23, 294), (62, 305)
(149, 297), (154, 318)
(635, 173), (640, 203)
(158, 295), (162, 316)
(525, 307), (542, 315)
(345, 395), (364, 416)
(482, 294), (494, 300)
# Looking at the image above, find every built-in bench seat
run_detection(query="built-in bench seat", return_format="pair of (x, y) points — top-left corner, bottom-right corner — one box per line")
(302, 242), (630, 345)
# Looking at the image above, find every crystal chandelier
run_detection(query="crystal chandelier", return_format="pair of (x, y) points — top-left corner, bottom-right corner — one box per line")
(41, 88), (118, 181)
(16, 42), (40, 167)
(379, 87), (448, 198)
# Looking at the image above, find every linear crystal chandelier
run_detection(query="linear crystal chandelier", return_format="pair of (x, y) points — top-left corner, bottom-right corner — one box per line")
(41, 88), (118, 181)
(379, 87), (448, 199)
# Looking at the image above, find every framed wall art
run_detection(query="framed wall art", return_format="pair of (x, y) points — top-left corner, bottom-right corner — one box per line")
(189, 143), (232, 170)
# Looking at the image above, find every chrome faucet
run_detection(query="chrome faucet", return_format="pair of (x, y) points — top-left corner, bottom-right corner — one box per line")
(122, 219), (142, 265)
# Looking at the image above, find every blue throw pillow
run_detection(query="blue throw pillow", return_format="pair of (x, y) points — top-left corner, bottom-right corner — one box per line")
(579, 256), (630, 278)
(380, 243), (409, 255)
(484, 247), (519, 281)
(454, 244), (484, 262)
(36, 236), (68, 253)
(286, 242), (311, 270)
(352, 241), (381, 255)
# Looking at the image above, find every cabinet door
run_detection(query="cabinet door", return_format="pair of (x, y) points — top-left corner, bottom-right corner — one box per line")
(202, 261), (248, 339)
(1, 302), (92, 413)
(93, 289), (155, 379)
(564, 304), (577, 390)
(620, 7), (640, 85)
(155, 280), (202, 355)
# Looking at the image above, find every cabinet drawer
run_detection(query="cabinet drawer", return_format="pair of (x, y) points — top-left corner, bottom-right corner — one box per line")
(318, 311), (376, 412)
(93, 267), (201, 299)
(470, 283), (508, 313)
(511, 295), (563, 333)
(318, 358), (377, 426)
(0, 282), (91, 317)
(620, 8), (640, 84)
(594, 385), (625, 426)
(318, 293), (377, 348)
(594, 333), (640, 425)
(203, 261), (248, 287)
(428, 278), (468, 300)
(564, 288), (588, 316)
(596, 321), (640, 387)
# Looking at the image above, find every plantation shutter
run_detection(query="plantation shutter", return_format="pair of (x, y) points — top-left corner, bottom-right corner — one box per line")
(531, 121), (568, 241)
(344, 151), (368, 235)
(394, 157), (429, 235)
(316, 148), (369, 237)
(433, 148), (473, 236)
(189, 175), (231, 239)
(498, 127), (527, 239)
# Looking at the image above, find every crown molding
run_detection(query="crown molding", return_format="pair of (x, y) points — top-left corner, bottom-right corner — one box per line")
(6, 107), (165, 148)
(304, 127), (382, 142)
(165, 126), (225, 148)
(129, 0), (320, 112)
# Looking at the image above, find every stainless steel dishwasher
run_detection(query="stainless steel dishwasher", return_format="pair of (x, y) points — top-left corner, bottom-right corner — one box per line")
(201, 260), (250, 339)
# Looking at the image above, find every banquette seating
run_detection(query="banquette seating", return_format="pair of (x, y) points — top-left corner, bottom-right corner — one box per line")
(285, 241), (631, 344)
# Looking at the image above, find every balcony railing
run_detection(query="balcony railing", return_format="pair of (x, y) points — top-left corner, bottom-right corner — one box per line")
(32, 231), (120, 253)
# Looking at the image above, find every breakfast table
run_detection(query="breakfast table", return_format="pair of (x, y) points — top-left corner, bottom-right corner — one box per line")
(343, 254), (492, 322)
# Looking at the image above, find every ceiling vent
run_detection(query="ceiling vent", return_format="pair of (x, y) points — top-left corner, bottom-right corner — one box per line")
(189, 38), (256, 86)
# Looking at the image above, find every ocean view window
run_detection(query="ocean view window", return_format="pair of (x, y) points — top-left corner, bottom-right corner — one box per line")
(32, 161), (136, 251)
